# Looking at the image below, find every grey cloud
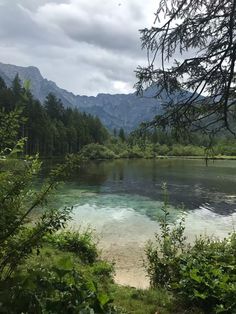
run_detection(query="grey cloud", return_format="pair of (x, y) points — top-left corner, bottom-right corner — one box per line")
(0, 5), (41, 42)
(0, 3), (69, 47)
(60, 19), (140, 53)
(31, 0), (153, 54)
(0, 0), (156, 95)
(79, 54), (144, 86)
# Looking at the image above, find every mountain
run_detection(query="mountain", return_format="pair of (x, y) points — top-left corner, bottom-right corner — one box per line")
(0, 62), (177, 132)
(0, 62), (75, 108)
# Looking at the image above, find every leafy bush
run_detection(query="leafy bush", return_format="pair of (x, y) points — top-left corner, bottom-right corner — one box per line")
(107, 142), (128, 157)
(0, 139), (119, 313)
(0, 140), (74, 283)
(117, 150), (130, 158)
(143, 144), (156, 159)
(177, 234), (236, 313)
(170, 144), (204, 156)
(79, 143), (117, 160)
(145, 187), (236, 313)
(153, 144), (170, 156)
(127, 146), (144, 158)
(214, 141), (236, 156)
(0, 256), (119, 314)
(47, 229), (99, 264)
(145, 186), (186, 288)
(116, 146), (144, 158)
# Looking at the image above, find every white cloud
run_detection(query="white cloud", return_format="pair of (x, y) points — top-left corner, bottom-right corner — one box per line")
(0, 0), (157, 95)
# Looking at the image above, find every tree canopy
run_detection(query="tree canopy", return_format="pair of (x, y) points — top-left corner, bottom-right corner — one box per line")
(136, 0), (236, 138)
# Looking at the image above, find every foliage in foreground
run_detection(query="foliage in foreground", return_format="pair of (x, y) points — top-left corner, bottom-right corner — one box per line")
(0, 137), (119, 313)
(47, 229), (99, 264)
(145, 187), (236, 314)
(0, 141), (71, 281)
(0, 230), (119, 313)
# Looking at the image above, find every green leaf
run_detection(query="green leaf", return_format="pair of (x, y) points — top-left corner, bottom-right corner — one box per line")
(57, 256), (73, 270)
(97, 293), (110, 306)
(193, 290), (207, 300)
(190, 269), (202, 283)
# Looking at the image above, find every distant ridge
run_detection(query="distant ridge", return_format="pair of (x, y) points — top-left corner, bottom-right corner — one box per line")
(0, 62), (177, 132)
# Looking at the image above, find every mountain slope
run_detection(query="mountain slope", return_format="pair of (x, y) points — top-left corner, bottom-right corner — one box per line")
(0, 62), (165, 132)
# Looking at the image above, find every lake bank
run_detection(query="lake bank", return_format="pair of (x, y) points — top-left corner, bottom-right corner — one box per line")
(77, 142), (236, 161)
(44, 158), (236, 288)
(154, 155), (236, 160)
(70, 201), (236, 288)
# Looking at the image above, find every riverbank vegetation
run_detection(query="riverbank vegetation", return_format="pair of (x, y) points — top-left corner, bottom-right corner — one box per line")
(78, 142), (236, 160)
(145, 189), (236, 314)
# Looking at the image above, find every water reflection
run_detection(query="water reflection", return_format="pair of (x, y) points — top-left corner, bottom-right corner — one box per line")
(72, 159), (236, 215)
(41, 158), (236, 217)
(40, 158), (236, 288)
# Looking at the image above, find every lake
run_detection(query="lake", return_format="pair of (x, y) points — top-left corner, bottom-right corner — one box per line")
(46, 159), (236, 287)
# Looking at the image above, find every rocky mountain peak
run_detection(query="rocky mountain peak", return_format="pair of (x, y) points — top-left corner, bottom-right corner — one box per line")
(0, 62), (167, 132)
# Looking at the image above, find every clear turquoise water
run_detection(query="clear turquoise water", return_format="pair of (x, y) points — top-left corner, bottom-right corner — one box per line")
(44, 159), (236, 241)
(41, 158), (236, 286)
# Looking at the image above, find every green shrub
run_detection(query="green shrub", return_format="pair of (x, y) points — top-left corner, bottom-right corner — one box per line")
(107, 142), (128, 156)
(79, 143), (117, 160)
(145, 186), (236, 313)
(145, 186), (186, 288)
(47, 229), (99, 264)
(0, 256), (119, 314)
(143, 144), (156, 158)
(127, 145), (144, 158)
(177, 234), (236, 313)
(91, 260), (115, 280)
(214, 142), (236, 156)
(170, 144), (204, 156)
(116, 145), (144, 158)
(153, 144), (170, 156)
(118, 150), (130, 158)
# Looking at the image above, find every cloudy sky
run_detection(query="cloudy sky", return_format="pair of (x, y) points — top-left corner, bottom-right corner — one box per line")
(0, 0), (157, 95)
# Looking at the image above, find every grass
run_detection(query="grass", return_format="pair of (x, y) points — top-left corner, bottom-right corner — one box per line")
(111, 285), (172, 314)
(111, 285), (204, 314)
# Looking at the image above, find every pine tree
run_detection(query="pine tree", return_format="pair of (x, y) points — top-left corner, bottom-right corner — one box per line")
(0, 76), (7, 90)
(118, 128), (126, 142)
(12, 74), (22, 99)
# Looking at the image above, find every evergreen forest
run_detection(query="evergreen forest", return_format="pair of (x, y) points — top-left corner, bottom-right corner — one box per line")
(0, 74), (108, 156)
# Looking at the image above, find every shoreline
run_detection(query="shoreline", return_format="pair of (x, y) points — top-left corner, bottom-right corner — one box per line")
(99, 245), (150, 289)
(39, 155), (236, 161)
(93, 209), (236, 289)
(100, 244), (149, 289)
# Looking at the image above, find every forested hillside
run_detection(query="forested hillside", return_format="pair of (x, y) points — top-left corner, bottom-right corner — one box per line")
(0, 75), (109, 156)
